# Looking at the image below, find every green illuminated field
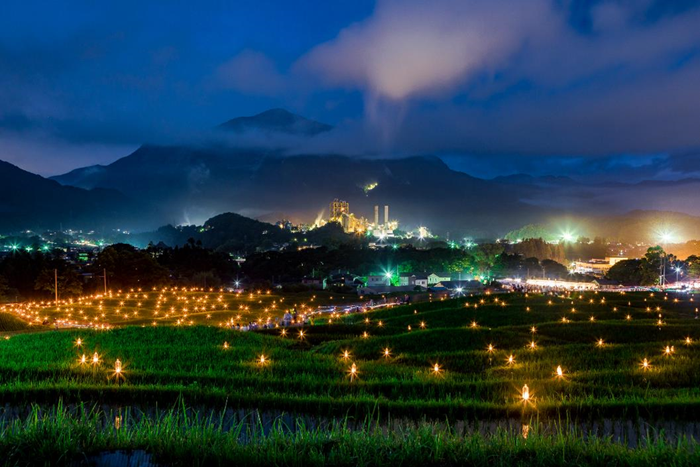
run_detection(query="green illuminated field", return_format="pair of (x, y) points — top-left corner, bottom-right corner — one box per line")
(2, 291), (700, 417)
(2, 291), (700, 465)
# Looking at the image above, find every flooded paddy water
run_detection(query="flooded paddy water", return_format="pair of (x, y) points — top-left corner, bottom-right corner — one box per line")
(2, 402), (699, 449)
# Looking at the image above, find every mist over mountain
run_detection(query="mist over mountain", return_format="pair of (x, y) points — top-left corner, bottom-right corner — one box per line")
(22, 108), (700, 240)
(216, 108), (332, 136)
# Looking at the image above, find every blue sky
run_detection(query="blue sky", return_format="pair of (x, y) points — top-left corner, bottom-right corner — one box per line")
(1, 0), (700, 181)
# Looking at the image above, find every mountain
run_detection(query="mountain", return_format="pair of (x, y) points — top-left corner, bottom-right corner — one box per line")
(47, 109), (700, 239)
(128, 211), (355, 253)
(492, 174), (578, 186)
(51, 109), (547, 236)
(216, 108), (332, 136)
(0, 159), (142, 232)
(54, 147), (547, 236)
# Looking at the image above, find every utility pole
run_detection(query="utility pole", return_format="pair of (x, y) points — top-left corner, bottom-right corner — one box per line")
(662, 248), (667, 288)
(54, 269), (58, 306)
(103, 268), (107, 295)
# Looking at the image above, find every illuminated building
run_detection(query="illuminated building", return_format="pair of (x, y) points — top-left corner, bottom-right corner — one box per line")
(328, 199), (368, 233)
(570, 257), (627, 276)
(330, 199), (350, 219)
(399, 274), (429, 288)
(427, 273), (451, 286)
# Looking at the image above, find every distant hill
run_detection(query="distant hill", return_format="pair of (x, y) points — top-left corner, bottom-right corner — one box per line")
(492, 174), (578, 186)
(130, 211), (355, 253)
(0, 159), (143, 232)
(52, 141), (546, 236)
(44, 108), (700, 239)
(217, 108), (332, 136)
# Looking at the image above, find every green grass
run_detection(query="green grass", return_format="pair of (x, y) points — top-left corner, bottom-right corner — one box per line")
(1, 402), (699, 467)
(1, 291), (700, 419)
(0, 312), (30, 332)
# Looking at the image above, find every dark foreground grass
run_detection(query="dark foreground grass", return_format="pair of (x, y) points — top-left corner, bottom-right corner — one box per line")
(0, 403), (698, 467)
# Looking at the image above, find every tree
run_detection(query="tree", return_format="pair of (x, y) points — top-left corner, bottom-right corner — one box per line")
(0, 275), (9, 301)
(687, 256), (700, 279)
(606, 259), (657, 286)
(34, 267), (83, 299)
(92, 244), (169, 290)
(473, 244), (504, 279)
(541, 259), (569, 279)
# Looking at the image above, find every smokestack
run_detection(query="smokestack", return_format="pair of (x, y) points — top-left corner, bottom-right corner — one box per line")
(374, 206), (379, 226)
(384, 205), (389, 225)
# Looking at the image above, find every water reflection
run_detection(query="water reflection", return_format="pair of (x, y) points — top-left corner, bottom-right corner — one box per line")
(2, 403), (700, 448)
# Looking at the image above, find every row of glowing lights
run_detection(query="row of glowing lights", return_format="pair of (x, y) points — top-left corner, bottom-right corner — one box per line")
(73, 339), (124, 381)
(2, 287), (331, 327)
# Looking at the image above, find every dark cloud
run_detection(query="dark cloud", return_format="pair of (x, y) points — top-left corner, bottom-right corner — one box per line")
(215, 50), (287, 96)
(1, 0), (700, 182)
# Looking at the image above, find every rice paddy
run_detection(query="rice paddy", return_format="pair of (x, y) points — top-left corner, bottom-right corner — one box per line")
(0, 287), (360, 328)
(2, 289), (700, 465)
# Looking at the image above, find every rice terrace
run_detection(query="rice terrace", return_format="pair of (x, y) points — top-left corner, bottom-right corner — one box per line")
(2, 288), (700, 465)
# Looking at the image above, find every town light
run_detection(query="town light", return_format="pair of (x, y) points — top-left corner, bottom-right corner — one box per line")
(561, 231), (575, 242)
(658, 231), (673, 244)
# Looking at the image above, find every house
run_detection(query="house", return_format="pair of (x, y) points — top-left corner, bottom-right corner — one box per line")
(367, 275), (391, 287)
(327, 273), (362, 287)
(592, 278), (621, 290)
(571, 257), (627, 277)
(399, 273), (429, 288)
(427, 272), (452, 285)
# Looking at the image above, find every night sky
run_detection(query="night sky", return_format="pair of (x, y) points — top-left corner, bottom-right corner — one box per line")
(1, 0), (700, 181)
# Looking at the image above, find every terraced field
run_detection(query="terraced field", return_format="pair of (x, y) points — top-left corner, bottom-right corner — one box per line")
(1, 290), (699, 418)
(0, 287), (361, 328)
(3, 290), (700, 465)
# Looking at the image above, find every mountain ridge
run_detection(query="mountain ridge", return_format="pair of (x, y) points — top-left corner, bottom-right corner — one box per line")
(216, 108), (332, 136)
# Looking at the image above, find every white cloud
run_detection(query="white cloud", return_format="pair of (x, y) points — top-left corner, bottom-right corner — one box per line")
(298, 0), (557, 101)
